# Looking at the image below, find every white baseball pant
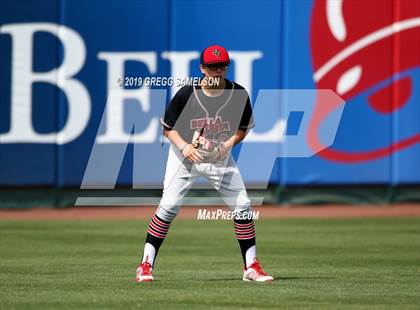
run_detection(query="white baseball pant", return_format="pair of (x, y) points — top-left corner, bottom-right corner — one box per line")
(156, 144), (252, 222)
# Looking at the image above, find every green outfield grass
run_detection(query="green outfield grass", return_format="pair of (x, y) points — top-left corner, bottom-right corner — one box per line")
(0, 218), (419, 309)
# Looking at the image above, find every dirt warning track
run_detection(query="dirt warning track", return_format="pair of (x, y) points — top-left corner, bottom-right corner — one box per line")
(1, 204), (419, 220)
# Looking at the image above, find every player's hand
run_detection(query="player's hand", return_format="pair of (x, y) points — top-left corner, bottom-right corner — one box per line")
(182, 144), (204, 164)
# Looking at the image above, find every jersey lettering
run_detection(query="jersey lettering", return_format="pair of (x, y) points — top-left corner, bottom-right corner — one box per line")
(190, 116), (231, 136)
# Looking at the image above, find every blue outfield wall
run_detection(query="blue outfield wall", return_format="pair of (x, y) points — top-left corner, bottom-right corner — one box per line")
(0, 0), (419, 188)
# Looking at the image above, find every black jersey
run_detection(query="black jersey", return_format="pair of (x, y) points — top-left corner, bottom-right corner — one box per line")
(160, 79), (255, 144)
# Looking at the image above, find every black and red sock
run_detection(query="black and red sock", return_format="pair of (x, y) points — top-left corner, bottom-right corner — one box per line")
(142, 214), (171, 266)
(234, 218), (256, 268)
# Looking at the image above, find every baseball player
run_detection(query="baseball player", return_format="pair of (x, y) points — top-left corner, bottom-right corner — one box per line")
(135, 45), (273, 282)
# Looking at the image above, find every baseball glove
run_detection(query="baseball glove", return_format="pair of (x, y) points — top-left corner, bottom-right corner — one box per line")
(191, 128), (222, 163)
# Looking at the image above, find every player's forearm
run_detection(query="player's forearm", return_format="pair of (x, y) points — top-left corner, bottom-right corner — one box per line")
(163, 129), (188, 151)
(164, 128), (204, 163)
(223, 130), (247, 149)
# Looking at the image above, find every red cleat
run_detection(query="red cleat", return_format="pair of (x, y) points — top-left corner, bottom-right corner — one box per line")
(135, 261), (154, 283)
(243, 259), (274, 282)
